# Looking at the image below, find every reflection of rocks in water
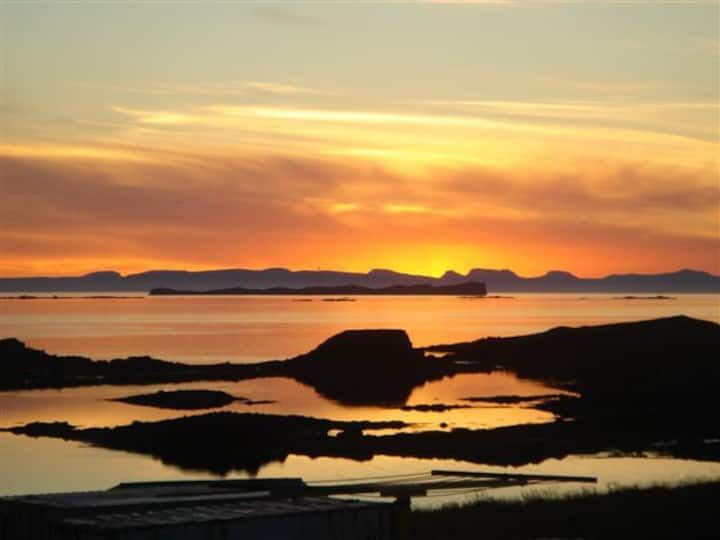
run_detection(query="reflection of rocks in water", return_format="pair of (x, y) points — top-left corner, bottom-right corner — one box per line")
(5, 409), (718, 476)
(284, 330), (453, 406)
(4, 317), (720, 476)
(4, 413), (409, 476)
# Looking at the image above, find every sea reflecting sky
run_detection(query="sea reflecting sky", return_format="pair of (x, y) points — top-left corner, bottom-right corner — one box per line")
(1, 294), (717, 362)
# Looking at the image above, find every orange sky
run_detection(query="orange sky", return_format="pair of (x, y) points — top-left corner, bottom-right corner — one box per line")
(1, 3), (718, 278)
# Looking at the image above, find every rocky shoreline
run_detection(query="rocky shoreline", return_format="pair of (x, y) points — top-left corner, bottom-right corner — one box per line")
(2, 316), (719, 474)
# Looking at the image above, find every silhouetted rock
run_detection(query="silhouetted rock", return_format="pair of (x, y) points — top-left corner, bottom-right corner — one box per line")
(429, 315), (720, 395)
(0, 332), (455, 405)
(6, 405), (718, 475)
(283, 330), (452, 405)
(400, 403), (472, 412)
(461, 394), (565, 404)
(430, 316), (720, 439)
(112, 390), (246, 410)
(0, 338), (259, 391)
(3, 413), (410, 475)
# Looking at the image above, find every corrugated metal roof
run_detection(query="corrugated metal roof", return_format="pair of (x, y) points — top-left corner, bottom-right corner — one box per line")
(58, 497), (389, 532)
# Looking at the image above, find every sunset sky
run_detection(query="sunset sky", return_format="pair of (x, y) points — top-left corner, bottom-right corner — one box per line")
(1, 1), (718, 278)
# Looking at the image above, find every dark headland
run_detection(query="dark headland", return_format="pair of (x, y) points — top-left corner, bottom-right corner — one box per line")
(0, 329), (451, 404)
(3, 316), (719, 473)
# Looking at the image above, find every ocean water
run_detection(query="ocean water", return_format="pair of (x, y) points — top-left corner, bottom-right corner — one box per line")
(0, 293), (718, 499)
(1, 293), (718, 363)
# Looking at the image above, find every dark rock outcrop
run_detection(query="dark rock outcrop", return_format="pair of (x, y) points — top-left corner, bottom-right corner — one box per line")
(0, 331), (455, 405)
(112, 390), (246, 410)
(0, 337), (258, 391)
(428, 315), (720, 395)
(461, 394), (565, 404)
(283, 330), (452, 405)
(429, 316), (720, 442)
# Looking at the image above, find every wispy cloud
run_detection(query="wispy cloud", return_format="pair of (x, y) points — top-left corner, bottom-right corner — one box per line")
(691, 36), (720, 55)
(72, 80), (330, 98)
(0, 143), (152, 163)
(242, 81), (328, 95)
(383, 203), (433, 214)
(1, 149), (717, 276)
(109, 101), (717, 172)
(420, 0), (715, 4)
(251, 7), (326, 28)
(415, 99), (718, 140)
(416, 99), (718, 119)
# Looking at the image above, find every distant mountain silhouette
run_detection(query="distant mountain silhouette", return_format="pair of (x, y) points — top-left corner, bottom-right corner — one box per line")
(1, 267), (718, 293)
(463, 268), (720, 293)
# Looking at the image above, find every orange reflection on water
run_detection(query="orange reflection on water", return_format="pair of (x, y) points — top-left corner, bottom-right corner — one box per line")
(0, 372), (562, 433)
(1, 294), (718, 363)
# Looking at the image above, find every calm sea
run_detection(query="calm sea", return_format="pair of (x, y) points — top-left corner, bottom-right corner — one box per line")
(1, 293), (719, 502)
(2, 293), (718, 363)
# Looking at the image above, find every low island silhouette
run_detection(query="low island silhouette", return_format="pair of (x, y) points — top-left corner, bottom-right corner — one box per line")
(149, 281), (488, 296)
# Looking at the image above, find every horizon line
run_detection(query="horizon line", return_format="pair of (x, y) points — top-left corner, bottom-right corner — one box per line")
(1, 265), (717, 281)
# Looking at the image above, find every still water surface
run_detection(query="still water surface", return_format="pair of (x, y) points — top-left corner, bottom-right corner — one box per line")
(2, 293), (718, 363)
(1, 294), (718, 499)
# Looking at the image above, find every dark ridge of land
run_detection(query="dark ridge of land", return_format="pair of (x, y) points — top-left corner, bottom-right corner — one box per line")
(458, 295), (514, 299)
(1, 413), (411, 476)
(0, 295), (142, 300)
(280, 329), (453, 405)
(613, 295), (676, 300)
(2, 315), (719, 408)
(0, 329), (455, 404)
(5, 403), (719, 476)
(2, 267), (719, 292)
(426, 315), (720, 395)
(430, 316), (720, 435)
(0, 337), (268, 392)
(148, 282), (488, 296)
(399, 403), (472, 412)
(111, 390), (264, 410)
(461, 394), (566, 404)
(408, 481), (720, 540)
